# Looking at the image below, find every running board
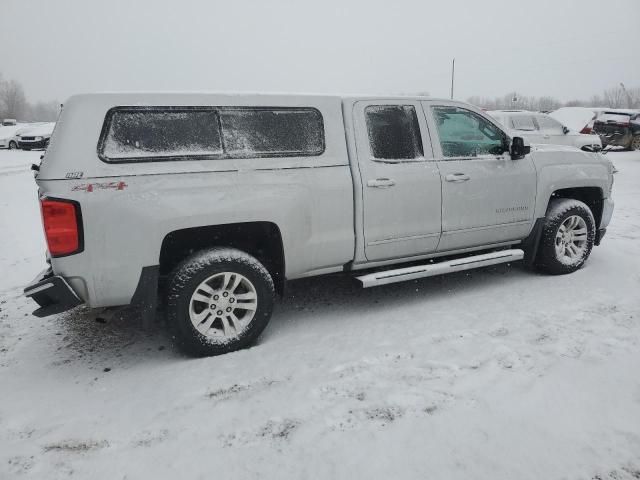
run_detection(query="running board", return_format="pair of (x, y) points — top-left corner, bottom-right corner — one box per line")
(356, 249), (524, 288)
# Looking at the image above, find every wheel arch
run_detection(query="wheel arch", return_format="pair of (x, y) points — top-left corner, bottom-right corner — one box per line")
(547, 186), (604, 228)
(159, 221), (286, 295)
(525, 186), (604, 267)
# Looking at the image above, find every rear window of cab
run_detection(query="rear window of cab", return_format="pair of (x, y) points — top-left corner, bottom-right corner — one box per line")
(98, 106), (325, 162)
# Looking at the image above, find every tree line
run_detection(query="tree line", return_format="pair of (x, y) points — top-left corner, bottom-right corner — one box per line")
(0, 72), (60, 122)
(467, 84), (640, 112)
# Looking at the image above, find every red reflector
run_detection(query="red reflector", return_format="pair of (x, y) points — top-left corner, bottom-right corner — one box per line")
(40, 199), (82, 256)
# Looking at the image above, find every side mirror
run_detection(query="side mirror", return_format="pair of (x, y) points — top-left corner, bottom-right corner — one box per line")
(510, 137), (530, 160)
(562, 126), (570, 134)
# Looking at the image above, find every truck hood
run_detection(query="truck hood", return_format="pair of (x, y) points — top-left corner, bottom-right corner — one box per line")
(530, 143), (581, 153)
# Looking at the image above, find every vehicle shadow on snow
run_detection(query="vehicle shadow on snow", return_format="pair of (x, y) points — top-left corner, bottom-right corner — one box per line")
(49, 262), (534, 364)
(264, 262), (534, 340)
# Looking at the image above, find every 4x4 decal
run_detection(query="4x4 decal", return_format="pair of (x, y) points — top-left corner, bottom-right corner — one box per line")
(72, 181), (127, 192)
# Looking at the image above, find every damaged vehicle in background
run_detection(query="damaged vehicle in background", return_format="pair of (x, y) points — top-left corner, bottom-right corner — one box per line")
(593, 110), (640, 150)
(487, 110), (602, 151)
(16, 122), (55, 150)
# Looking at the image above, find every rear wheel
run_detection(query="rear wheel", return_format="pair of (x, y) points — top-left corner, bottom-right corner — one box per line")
(631, 135), (640, 151)
(167, 247), (275, 357)
(535, 199), (595, 275)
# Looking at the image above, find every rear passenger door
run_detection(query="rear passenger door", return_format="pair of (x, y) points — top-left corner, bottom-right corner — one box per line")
(353, 101), (442, 262)
(535, 114), (572, 146)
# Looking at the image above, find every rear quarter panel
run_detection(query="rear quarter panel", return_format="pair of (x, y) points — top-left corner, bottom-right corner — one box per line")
(38, 93), (354, 307)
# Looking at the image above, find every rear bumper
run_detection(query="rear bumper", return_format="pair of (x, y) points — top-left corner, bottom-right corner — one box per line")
(597, 131), (630, 148)
(23, 268), (83, 317)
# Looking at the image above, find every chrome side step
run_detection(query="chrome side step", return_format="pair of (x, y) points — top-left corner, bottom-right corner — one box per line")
(356, 249), (524, 288)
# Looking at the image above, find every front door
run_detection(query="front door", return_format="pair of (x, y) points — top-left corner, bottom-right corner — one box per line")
(423, 101), (537, 252)
(354, 101), (442, 261)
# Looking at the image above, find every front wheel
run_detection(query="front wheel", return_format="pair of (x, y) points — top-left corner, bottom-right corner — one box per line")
(631, 135), (640, 151)
(167, 248), (275, 357)
(8, 141), (18, 150)
(535, 199), (595, 275)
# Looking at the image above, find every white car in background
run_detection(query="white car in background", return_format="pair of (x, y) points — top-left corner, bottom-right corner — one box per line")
(16, 122), (55, 150)
(0, 123), (25, 149)
(487, 110), (602, 151)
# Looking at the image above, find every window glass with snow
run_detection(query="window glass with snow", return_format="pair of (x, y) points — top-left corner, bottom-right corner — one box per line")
(365, 105), (424, 160)
(536, 115), (564, 134)
(219, 108), (324, 157)
(510, 115), (537, 131)
(433, 107), (505, 158)
(101, 109), (222, 161)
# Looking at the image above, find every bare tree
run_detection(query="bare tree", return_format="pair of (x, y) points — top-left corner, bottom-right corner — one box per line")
(27, 101), (61, 122)
(629, 88), (640, 109)
(603, 86), (626, 109)
(0, 79), (27, 119)
(537, 96), (561, 112)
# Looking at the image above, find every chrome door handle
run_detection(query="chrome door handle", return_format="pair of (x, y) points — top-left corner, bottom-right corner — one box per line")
(367, 178), (396, 188)
(445, 173), (470, 182)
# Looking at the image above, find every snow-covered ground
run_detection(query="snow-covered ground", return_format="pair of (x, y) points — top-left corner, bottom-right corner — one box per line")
(1, 149), (639, 479)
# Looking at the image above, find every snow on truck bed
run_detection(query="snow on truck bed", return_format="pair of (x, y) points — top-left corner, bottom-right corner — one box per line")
(1, 149), (640, 479)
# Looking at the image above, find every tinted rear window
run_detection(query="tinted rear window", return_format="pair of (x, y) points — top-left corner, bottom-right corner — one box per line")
(220, 109), (324, 157)
(102, 110), (222, 160)
(598, 112), (632, 123)
(510, 115), (537, 131)
(365, 105), (424, 160)
(99, 107), (324, 162)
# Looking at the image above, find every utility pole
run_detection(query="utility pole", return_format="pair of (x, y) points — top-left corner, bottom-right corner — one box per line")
(450, 58), (455, 100)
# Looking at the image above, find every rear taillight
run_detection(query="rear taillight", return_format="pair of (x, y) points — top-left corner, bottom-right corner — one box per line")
(40, 198), (83, 257)
(580, 126), (592, 134)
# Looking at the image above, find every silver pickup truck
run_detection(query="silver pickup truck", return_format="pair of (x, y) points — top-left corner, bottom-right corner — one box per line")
(24, 93), (615, 356)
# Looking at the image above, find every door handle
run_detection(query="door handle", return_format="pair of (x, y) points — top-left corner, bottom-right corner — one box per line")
(543, 135), (551, 139)
(367, 178), (396, 188)
(444, 173), (470, 182)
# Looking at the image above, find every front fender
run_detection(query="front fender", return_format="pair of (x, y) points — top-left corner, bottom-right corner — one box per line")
(531, 149), (610, 219)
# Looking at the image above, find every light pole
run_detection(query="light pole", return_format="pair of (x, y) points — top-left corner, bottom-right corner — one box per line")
(450, 58), (455, 100)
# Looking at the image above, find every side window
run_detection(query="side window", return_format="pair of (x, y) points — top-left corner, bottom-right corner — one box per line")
(101, 109), (222, 160)
(99, 107), (324, 162)
(365, 105), (424, 160)
(510, 115), (537, 131)
(536, 115), (564, 134)
(432, 106), (506, 158)
(219, 108), (324, 157)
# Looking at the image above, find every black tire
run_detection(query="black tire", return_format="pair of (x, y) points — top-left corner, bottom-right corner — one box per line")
(8, 141), (18, 150)
(631, 135), (640, 151)
(535, 198), (595, 275)
(167, 247), (275, 357)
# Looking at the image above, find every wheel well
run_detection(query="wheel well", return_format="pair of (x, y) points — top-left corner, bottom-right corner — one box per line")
(159, 222), (285, 294)
(550, 187), (603, 227)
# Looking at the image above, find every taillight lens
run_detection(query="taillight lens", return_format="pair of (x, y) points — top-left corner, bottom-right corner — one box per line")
(40, 198), (83, 257)
(580, 126), (592, 134)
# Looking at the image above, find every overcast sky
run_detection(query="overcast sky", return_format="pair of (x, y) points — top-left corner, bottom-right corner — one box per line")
(1, 0), (638, 103)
